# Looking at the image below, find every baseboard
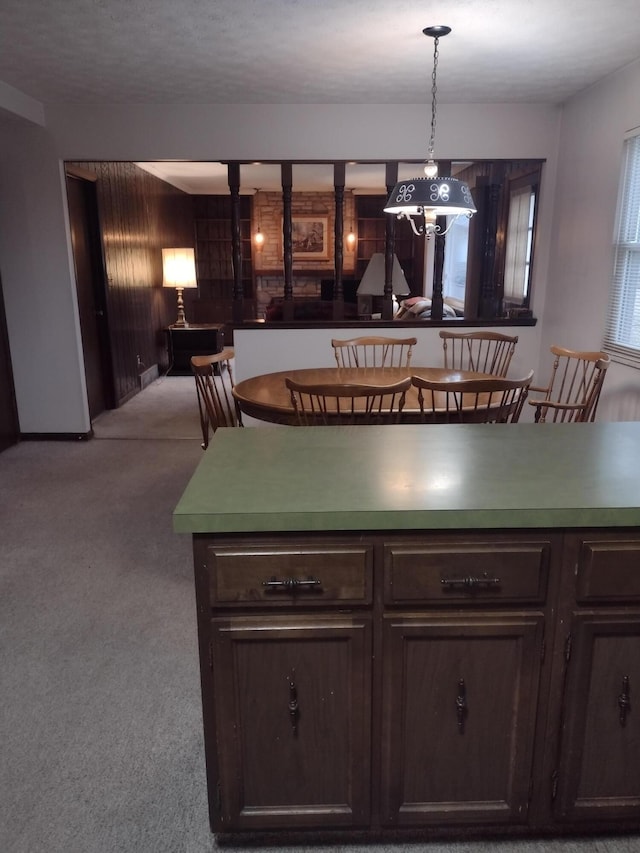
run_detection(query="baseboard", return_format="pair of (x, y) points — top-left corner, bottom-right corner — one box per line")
(20, 430), (93, 441)
(139, 363), (159, 390)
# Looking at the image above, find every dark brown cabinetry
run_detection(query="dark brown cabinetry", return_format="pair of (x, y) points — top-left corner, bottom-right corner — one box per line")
(382, 613), (543, 826)
(191, 528), (640, 840)
(380, 537), (551, 827)
(193, 196), (253, 303)
(195, 539), (374, 832)
(165, 323), (224, 375)
(211, 615), (371, 830)
(554, 534), (640, 822)
(355, 195), (421, 293)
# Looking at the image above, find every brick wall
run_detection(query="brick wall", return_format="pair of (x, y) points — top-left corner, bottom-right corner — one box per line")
(252, 190), (356, 317)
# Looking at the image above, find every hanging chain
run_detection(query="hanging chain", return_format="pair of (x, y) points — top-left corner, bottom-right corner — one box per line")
(428, 36), (440, 160)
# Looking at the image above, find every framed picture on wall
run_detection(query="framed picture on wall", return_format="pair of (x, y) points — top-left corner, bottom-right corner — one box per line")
(287, 216), (329, 260)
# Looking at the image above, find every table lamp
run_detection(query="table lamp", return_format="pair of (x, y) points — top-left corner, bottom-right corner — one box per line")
(162, 247), (197, 327)
(357, 253), (409, 316)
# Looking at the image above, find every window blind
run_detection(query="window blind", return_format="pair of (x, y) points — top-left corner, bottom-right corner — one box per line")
(604, 133), (640, 367)
(503, 187), (534, 304)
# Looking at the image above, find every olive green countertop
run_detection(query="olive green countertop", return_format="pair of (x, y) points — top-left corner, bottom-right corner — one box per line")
(173, 422), (640, 533)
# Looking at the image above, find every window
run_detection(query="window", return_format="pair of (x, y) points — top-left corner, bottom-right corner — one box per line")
(604, 132), (640, 366)
(503, 184), (536, 306)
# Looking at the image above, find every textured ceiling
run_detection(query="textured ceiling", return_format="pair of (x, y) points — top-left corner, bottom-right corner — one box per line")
(2, 0), (640, 106)
(6, 0), (639, 194)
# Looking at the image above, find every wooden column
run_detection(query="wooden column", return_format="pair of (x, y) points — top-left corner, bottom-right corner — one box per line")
(333, 162), (345, 321)
(281, 163), (293, 321)
(228, 163), (243, 323)
(383, 162), (398, 321)
(430, 160), (451, 321)
(431, 233), (445, 321)
(477, 171), (503, 320)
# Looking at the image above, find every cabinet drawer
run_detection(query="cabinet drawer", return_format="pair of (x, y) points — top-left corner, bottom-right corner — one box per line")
(384, 539), (550, 605)
(577, 538), (640, 602)
(206, 543), (373, 607)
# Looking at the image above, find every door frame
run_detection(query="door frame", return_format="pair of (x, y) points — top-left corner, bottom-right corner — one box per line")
(65, 166), (115, 415)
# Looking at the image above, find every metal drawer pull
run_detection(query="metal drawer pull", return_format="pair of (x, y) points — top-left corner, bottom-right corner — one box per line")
(441, 573), (501, 591)
(288, 676), (299, 736)
(618, 675), (631, 726)
(456, 678), (468, 733)
(263, 576), (322, 592)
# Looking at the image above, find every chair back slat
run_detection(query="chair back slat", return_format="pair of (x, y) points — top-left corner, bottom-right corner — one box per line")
(439, 331), (519, 377)
(411, 371), (534, 424)
(529, 347), (610, 423)
(285, 376), (411, 425)
(332, 336), (417, 369)
(191, 348), (242, 448)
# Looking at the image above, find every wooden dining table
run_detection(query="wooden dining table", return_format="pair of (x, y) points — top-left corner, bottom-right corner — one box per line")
(232, 366), (497, 425)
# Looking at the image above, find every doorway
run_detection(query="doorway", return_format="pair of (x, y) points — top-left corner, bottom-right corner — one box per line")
(65, 170), (114, 420)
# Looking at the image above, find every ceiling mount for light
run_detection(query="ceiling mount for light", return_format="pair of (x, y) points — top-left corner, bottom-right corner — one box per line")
(384, 25), (476, 238)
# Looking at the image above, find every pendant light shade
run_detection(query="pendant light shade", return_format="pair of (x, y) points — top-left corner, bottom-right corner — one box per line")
(384, 26), (476, 238)
(384, 176), (476, 235)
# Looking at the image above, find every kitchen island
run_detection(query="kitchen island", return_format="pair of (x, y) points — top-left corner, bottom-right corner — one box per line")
(174, 422), (640, 841)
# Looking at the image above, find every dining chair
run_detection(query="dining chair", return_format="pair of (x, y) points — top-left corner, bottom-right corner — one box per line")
(439, 331), (519, 377)
(527, 346), (611, 423)
(285, 376), (412, 425)
(191, 348), (242, 448)
(411, 370), (534, 424)
(331, 336), (417, 368)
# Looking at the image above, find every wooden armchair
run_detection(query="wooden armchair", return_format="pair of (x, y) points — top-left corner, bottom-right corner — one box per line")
(191, 348), (242, 448)
(411, 371), (534, 424)
(285, 376), (411, 425)
(439, 331), (519, 377)
(528, 346), (610, 423)
(331, 336), (417, 368)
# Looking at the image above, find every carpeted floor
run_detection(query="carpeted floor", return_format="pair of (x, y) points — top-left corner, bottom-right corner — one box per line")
(92, 374), (202, 440)
(1, 379), (640, 852)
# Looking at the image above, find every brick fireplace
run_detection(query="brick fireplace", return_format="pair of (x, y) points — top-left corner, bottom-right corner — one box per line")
(253, 189), (356, 319)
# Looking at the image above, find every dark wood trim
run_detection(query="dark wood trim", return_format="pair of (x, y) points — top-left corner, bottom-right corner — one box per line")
(383, 162), (399, 321)
(228, 163), (243, 323)
(281, 163), (293, 320)
(333, 162), (346, 320)
(64, 164), (98, 182)
(235, 317), (538, 331)
(20, 431), (93, 441)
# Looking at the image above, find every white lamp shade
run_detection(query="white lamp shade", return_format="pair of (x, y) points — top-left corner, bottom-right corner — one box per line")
(162, 248), (197, 289)
(357, 253), (409, 296)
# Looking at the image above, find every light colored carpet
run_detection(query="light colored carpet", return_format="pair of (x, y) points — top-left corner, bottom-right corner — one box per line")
(92, 375), (202, 440)
(2, 383), (640, 852)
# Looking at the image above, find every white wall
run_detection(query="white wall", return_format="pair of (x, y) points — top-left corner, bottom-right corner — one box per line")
(0, 102), (562, 432)
(234, 324), (542, 426)
(0, 120), (90, 433)
(543, 57), (640, 421)
(45, 103), (559, 162)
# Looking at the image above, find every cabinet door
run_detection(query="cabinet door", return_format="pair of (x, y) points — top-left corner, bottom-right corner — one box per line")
(554, 612), (640, 821)
(381, 613), (544, 826)
(211, 614), (371, 831)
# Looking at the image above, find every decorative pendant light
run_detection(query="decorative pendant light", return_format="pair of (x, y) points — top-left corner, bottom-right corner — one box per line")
(384, 26), (476, 237)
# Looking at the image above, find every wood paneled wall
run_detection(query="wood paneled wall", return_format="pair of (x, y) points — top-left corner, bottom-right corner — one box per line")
(66, 161), (193, 405)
